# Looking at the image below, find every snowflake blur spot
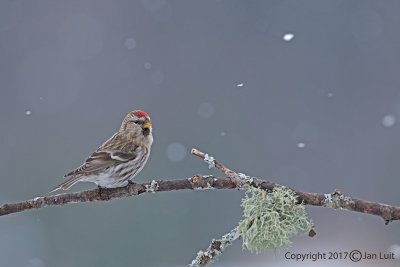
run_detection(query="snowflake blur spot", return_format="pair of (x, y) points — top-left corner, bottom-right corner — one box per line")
(166, 142), (187, 162)
(382, 114), (396, 128)
(124, 38), (136, 49)
(198, 102), (214, 118)
(297, 142), (306, 148)
(237, 83), (244, 87)
(220, 132), (226, 136)
(144, 62), (152, 70)
(39, 96), (44, 100)
(327, 92), (333, 97)
(25, 110), (32, 116)
(283, 33), (295, 42)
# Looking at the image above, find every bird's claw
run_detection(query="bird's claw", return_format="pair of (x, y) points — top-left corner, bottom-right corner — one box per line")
(97, 185), (103, 196)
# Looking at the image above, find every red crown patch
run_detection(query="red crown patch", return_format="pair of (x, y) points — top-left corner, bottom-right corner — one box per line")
(134, 110), (148, 118)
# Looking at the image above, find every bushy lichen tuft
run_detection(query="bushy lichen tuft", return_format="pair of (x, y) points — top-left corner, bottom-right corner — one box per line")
(238, 186), (313, 253)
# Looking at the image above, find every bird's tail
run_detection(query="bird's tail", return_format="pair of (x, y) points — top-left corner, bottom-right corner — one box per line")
(48, 176), (82, 193)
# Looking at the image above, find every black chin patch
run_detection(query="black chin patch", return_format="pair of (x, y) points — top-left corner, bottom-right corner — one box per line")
(142, 128), (150, 136)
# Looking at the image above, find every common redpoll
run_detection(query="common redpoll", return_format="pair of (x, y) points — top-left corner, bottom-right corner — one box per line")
(49, 110), (153, 193)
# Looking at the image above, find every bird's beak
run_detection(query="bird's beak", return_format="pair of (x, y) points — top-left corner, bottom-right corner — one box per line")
(143, 122), (152, 128)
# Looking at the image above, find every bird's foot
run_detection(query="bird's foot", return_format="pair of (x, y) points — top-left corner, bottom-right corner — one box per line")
(127, 180), (136, 186)
(97, 185), (103, 196)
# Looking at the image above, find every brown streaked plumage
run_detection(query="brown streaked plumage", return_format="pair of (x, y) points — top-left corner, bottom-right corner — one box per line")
(49, 110), (153, 193)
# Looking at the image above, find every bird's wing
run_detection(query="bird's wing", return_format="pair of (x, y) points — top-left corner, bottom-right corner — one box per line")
(64, 150), (137, 177)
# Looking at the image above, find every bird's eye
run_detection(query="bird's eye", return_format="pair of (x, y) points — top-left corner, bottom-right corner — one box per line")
(133, 120), (139, 124)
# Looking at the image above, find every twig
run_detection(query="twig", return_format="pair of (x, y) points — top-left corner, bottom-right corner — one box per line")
(191, 148), (253, 187)
(189, 227), (240, 267)
(191, 148), (237, 177)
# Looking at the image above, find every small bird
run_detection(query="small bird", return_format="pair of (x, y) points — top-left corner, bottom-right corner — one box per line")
(49, 110), (153, 193)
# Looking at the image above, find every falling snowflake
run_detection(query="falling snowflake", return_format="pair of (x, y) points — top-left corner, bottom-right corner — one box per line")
(124, 38), (136, 49)
(166, 142), (187, 162)
(283, 33), (295, 42)
(297, 142), (306, 148)
(382, 114), (396, 128)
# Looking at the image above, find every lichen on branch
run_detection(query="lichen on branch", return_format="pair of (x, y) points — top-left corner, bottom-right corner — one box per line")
(238, 186), (313, 253)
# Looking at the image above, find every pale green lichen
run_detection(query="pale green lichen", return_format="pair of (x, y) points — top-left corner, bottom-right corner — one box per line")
(237, 186), (313, 253)
(236, 173), (254, 187)
(323, 193), (334, 207)
(196, 250), (204, 260)
(204, 154), (216, 169)
(322, 190), (354, 210)
(144, 180), (159, 193)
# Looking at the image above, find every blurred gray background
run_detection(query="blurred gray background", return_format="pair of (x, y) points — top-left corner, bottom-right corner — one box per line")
(1, 0), (400, 266)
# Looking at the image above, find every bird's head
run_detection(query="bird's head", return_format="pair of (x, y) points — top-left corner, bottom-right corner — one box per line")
(120, 110), (153, 145)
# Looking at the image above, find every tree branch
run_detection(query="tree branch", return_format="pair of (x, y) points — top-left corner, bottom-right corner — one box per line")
(0, 175), (231, 217)
(3, 173), (398, 221)
(0, 148), (399, 266)
(190, 148), (400, 224)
